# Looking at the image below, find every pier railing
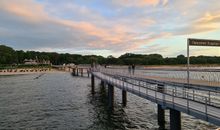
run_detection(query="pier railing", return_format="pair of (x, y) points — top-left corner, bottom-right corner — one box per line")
(91, 69), (220, 126)
(88, 66), (220, 126)
(96, 67), (220, 108)
(98, 67), (220, 87)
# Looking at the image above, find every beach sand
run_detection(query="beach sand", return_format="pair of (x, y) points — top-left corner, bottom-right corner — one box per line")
(0, 68), (66, 76)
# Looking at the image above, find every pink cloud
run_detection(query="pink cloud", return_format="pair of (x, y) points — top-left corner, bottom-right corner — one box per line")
(175, 12), (220, 35)
(114, 0), (168, 7)
(0, 0), (48, 22)
(0, 0), (175, 54)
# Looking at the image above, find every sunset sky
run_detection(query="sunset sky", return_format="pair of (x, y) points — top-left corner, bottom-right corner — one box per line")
(0, 0), (220, 57)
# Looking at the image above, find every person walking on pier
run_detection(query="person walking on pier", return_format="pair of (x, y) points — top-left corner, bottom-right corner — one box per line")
(132, 64), (135, 75)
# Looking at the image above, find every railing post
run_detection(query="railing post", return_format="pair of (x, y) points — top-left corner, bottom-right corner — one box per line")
(122, 78), (125, 89)
(208, 91), (211, 105)
(156, 84), (164, 102)
(163, 91), (165, 106)
(205, 97), (208, 121)
(91, 74), (95, 94)
(187, 93), (189, 114)
(146, 83), (148, 95)
(175, 87), (177, 96)
(172, 89), (174, 108)
(193, 89), (195, 100)
(155, 86), (157, 101)
(182, 87), (185, 98)
(139, 81), (140, 95)
(132, 84), (134, 93)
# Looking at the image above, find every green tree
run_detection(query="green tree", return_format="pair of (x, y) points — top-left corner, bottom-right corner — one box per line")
(0, 45), (17, 64)
(177, 54), (186, 64)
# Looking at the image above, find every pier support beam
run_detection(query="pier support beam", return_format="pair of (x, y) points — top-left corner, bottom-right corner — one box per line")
(100, 80), (105, 90)
(170, 108), (181, 130)
(91, 74), (95, 94)
(108, 84), (114, 109)
(87, 69), (90, 77)
(157, 84), (165, 130)
(158, 105), (165, 130)
(101, 80), (104, 86)
(122, 90), (127, 107)
(81, 68), (83, 77)
(72, 68), (76, 76)
(76, 68), (79, 76)
(100, 80), (105, 92)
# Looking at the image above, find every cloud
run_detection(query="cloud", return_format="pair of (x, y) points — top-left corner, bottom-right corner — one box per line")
(0, 0), (220, 57)
(113, 0), (168, 7)
(0, 0), (48, 22)
(132, 44), (170, 56)
(173, 12), (220, 35)
(0, 0), (165, 54)
(195, 12), (220, 28)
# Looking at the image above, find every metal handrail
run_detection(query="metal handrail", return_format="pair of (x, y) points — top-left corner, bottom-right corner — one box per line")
(92, 71), (220, 120)
(100, 67), (220, 90)
(100, 67), (220, 92)
(115, 74), (220, 108)
(94, 68), (220, 108)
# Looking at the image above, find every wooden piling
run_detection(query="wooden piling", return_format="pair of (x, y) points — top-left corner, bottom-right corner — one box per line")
(122, 90), (127, 107)
(170, 108), (181, 130)
(72, 68), (76, 76)
(81, 68), (83, 77)
(158, 104), (165, 130)
(157, 84), (165, 130)
(108, 84), (114, 109)
(76, 68), (79, 76)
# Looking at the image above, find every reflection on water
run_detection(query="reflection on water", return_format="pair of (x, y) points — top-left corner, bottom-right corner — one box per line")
(0, 73), (218, 129)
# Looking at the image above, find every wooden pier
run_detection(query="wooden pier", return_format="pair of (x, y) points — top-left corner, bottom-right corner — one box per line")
(88, 67), (220, 130)
(52, 65), (90, 77)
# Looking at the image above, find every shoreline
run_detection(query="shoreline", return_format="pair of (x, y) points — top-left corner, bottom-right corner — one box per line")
(0, 68), (67, 76)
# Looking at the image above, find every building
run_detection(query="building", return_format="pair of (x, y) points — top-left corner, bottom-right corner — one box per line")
(24, 59), (38, 65)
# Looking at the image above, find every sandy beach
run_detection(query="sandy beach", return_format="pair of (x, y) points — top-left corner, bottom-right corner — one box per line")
(0, 68), (65, 76)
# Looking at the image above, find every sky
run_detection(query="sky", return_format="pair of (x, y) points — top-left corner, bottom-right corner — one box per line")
(0, 0), (220, 57)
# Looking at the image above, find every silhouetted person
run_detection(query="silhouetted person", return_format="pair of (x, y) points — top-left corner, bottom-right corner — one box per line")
(132, 64), (135, 75)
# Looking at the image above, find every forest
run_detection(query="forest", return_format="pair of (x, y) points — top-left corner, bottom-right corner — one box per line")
(1, 45), (220, 65)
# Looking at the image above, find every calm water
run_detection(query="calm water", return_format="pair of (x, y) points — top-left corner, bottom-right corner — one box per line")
(0, 72), (218, 130)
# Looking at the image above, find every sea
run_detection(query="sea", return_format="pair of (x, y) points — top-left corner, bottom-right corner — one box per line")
(0, 72), (219, 130)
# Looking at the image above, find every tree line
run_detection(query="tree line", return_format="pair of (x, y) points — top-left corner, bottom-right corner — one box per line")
(1, 45), (220, 65)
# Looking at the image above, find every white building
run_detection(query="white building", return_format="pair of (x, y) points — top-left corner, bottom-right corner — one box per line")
(24, 59), (38, 65)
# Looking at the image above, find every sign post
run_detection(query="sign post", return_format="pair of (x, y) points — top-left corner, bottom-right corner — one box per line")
(187, 39), (190, 85)
(187, 38), (220, 85)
